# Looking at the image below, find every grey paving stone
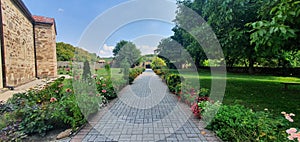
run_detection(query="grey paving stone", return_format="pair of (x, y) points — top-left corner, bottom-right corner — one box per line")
(81, 70), (207, 142)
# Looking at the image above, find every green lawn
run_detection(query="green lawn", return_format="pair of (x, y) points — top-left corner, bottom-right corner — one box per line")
(180, 69), (300, 127)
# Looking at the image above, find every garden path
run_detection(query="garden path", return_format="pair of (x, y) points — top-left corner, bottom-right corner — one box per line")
(69, 69), (220, 142)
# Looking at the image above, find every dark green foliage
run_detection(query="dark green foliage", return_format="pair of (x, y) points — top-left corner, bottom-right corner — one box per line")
(113, 40), (128, 56)
(161, 0), (300, 74)
(206, 104), (289, 141)
(166, 74), (184, 93)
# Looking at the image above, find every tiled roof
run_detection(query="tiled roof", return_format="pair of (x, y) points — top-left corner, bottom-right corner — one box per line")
(32, 15), (55, 24)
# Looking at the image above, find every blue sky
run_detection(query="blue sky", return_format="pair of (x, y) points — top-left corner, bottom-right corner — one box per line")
(23, 0), (177, 57)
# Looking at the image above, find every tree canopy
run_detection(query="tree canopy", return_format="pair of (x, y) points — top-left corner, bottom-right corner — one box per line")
(113, 40), (142, 67)
(156, 0), (300, 73)
(56, 42), (99, 62)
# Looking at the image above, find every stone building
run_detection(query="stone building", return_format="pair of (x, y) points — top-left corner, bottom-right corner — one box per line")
(0, 0), (57, 89)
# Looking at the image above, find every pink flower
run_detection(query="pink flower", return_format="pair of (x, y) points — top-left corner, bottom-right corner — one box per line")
(65, 68), (71, 72)
(102, 90), (107, 93)
(102, 84), (106, 87)
(286, 128), (297, 134)
(66, 88), (72, 93)
(288, 132), (300, 141)
(91, 74), (97, 79)
(282, 112), (295, 122)
(50, 97), (57, 103)
(96, 82), (101, 85)
(288, 135), (294, 140)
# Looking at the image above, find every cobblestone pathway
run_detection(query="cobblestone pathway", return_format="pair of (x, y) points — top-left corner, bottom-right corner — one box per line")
(72, 69), (212, 142)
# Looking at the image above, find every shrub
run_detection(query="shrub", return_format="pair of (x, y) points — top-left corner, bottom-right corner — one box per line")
(151, 57), (166, 70)
(82, 60), (91, 80)
(95, 77), (117, 100)
(1, 76), (104, 136)
(206, 104), (289, 141)
(128, 67), (145, 84)
(166, 74), (183, 93)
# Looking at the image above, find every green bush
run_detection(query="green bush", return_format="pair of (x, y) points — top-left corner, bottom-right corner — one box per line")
(128, 67), (145, 84)
(151, 57), (166, 70)
(206, 104), (289, 141)
(166, 74), (184, 93)
(95, 77), (117, 100)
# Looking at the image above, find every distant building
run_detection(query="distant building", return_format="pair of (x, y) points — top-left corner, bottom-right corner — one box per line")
(98, 60), (106, 64)
(0, 0), (57, 88)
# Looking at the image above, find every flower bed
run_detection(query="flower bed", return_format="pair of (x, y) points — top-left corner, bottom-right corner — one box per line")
(0, 67), (145, 141)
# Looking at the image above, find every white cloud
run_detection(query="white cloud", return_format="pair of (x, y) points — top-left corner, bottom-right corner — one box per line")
(99, 44), (114, 57)
(137, 45), (157, 55)
(58, 8), (64, 13)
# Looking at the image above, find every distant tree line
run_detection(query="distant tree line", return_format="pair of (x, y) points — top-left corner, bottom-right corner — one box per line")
(156, 0), (300, 73)
(56, 42), (99, 62)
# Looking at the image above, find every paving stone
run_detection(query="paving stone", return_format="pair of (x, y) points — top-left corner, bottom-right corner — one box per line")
(73, 70), (211, 142)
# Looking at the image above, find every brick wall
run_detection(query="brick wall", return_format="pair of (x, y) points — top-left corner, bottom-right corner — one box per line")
(35, 24), (57, 78)
(1, 0), (36, 87)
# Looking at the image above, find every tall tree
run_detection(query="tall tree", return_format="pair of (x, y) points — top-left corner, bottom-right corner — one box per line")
(113, 40), (129, 56)
(114, 41), (141, 67)
(249, 0), (300, 68)
(173, 0), (262, 73)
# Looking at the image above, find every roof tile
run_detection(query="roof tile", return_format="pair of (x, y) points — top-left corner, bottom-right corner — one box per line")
(32, 15), (55, 24)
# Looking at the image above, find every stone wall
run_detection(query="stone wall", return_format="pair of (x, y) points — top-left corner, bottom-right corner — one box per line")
(1, 0), (36, 87)
(0, 38), (2, 88)
(35, 24), (57, 78)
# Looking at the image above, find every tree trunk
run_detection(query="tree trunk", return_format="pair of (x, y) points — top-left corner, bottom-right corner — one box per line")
(195, 57), (200, 69)
(248, 58), (254, 74)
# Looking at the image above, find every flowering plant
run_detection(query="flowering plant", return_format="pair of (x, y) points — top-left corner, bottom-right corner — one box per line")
(282, 112), (300, 141)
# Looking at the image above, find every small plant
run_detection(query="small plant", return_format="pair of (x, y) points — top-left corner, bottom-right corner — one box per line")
(95, 77), (117, 100)
(282, 112), (300, 141)
(104, 63), (111, 77)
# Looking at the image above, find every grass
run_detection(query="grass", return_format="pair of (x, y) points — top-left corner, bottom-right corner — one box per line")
(179, 69), (300, 127)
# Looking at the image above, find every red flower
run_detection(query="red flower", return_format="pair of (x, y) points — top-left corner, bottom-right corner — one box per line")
(191, 103), (200, 117)
(50, 97), (57, 103)
(66, 88), (72, 93)
(178, 96), (181, 101)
